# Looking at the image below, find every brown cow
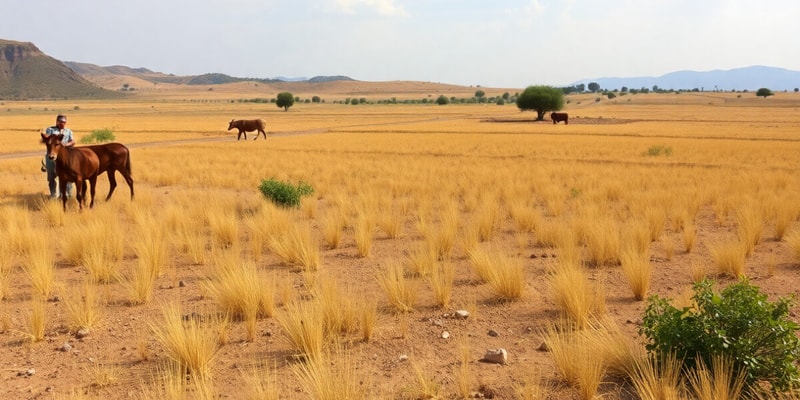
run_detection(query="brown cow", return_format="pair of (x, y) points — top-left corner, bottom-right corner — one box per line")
(228, 119), (267, 140)
(551, 112), (569, 125)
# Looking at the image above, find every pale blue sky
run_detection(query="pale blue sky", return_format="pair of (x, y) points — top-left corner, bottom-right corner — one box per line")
(3, 0), (798, 88)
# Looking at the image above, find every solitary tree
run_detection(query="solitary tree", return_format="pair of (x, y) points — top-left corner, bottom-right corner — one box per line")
(588, 82), (600, 92)
(516, 85), (565, 121)
(435, 95), (449, 105)
(276, 92), (295, 111)
(756, 88), (774, 98)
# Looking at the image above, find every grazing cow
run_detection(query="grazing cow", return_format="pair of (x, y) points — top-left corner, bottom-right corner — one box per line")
(41, 133), (100, 211)
(551, 112), (569, 125)
(228, 119), (268, 140)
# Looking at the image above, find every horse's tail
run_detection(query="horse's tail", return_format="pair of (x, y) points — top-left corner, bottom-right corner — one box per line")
(124, 146), (133, 176)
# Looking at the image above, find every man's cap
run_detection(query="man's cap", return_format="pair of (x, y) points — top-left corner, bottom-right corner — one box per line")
(56, 115), (67, 122)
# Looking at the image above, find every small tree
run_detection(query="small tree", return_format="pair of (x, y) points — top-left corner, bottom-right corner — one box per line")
(474, 90), (485, 99)
(588, 82), (600, 92)
(435, 95), (449, 105)
(311, 95), (321, 103)
(516, 85), (565, 121)
(756, 88), (774, 98)
(276, 92), (295, 111)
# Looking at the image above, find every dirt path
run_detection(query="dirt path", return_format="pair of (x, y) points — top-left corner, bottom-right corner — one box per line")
(0, 114), (477, 161)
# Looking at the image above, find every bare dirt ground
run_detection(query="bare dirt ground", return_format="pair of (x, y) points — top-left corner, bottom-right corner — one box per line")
(1, 93), (799, 400)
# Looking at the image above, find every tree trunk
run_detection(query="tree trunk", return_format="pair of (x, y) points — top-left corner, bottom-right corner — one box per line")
(536, 110), (546, 121)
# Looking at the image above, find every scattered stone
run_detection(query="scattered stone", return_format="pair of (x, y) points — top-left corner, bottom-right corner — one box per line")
(178, 280), (186, 288)
(26, 368), (35, 376)
(441, 331), (450, 339)
(430, 318), (444, 327)
(398, 354), (409, 362)
(487, 329), (499, 337)
(59, 342), (72, 352)
(482, 348), (507, 365)
(537, 342), (550, 352)
(75, 328), (90, 339)
(454, 310), (470, 319)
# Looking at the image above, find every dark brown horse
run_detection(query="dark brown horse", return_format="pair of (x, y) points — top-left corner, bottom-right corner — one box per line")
(41, 133), (100, 211)
(228, 119), (267, 140)
(551, 112), (569, 125)
(83, 142), (134, 201)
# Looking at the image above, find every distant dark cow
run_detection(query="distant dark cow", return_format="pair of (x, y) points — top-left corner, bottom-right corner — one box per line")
(228, 119), (267, 140)
(551, 112), (569, 125)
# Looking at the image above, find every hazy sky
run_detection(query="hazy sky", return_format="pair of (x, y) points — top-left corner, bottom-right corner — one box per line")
(3, 0), (799, 88)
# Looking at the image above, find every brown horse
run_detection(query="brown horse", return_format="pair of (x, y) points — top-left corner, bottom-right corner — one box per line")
(551, 112), (569, 125)
(41, 133), (100, 211)
(83, 142), (134, 201)
(228, 119), (267, 140)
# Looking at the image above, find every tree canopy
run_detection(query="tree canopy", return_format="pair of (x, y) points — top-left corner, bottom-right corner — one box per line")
(276, 92), (295, 111)
(756, 88), (774, 98)
(516, 85), (565, 120)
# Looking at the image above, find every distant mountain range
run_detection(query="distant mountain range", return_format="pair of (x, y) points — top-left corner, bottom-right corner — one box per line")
(3, 38), (799, 99)
(571, 66), (800, 92)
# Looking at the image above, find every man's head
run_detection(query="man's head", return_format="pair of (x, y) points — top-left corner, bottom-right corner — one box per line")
(56, 115), (67, 126)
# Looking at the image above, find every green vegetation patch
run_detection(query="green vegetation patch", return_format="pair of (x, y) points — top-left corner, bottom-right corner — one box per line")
(258, 178), (314, 208)
(640, 278), (800, 393)
(79, 128), (116, 144)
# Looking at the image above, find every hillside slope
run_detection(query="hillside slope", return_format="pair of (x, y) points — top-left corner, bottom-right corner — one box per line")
(0, 39), (121, 99)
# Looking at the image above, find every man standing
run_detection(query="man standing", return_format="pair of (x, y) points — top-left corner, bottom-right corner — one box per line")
(43, 114), (75, 199)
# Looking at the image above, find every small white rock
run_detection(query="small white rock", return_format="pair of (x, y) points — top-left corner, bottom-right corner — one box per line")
(441, 331), (450, 339)
(483, 348), (508, 365)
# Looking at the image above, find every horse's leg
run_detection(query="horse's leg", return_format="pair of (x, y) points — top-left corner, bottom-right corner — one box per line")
(88, 177), (97, 208)
(75, 178), (84, 210)
(105, 171), (118, 201)
(59, 178), (68, 211)
(118, 169), (134, 200)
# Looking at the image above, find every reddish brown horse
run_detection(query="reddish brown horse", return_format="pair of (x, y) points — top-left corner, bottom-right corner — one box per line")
(83, 142), (134, 201)
(551, 112), (569, 125)
(228, 119), (267, 140)
(41, 133), (100, 211)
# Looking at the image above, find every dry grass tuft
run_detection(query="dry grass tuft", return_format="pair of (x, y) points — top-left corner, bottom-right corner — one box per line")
(276, 300), (326, 361)
(620, 248), (651, 301)
(150, 303), (220, 381)
(709, 239), (747, 278)
(376, 262), (418, 313)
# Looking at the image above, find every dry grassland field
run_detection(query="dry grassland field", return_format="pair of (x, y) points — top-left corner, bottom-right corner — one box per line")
(1, 84), (800, 399)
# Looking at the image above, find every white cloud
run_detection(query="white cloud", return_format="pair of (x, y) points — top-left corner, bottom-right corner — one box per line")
(333, 0), (409, 16)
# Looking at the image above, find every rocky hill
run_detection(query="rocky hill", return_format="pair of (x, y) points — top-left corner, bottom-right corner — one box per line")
(65, 61), (354, 87)
(0, 39), (121, 99)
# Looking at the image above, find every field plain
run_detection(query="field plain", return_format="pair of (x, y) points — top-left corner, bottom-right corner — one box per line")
(1, 85), (800, 399)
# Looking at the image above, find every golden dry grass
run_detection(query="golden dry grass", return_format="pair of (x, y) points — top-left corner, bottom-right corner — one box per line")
(1, 90), (800, 399)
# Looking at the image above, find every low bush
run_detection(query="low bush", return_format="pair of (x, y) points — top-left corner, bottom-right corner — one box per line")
(258, 178), (314, 208)
(79, 128), (115, 144)
(640, 278), (800, 393)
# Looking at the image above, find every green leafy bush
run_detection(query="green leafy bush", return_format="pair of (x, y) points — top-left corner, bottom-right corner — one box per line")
(79, 128), (115, 144)
(258, 178), (314, 208)
(645, 145), (672, 156)
(640, 278), (800, 392)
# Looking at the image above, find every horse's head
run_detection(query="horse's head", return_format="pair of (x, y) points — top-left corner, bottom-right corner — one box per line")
(41, 133), (65, 161)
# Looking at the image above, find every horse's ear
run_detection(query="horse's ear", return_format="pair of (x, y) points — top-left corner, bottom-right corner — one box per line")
(40, 132), (47, 143)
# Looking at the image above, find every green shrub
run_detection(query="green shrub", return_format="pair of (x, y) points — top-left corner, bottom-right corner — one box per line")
(258, 178), (314, 208)
(79, 128), (115, 144)
(645, 145), (672, 156)
(640, 278), (800, 393)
